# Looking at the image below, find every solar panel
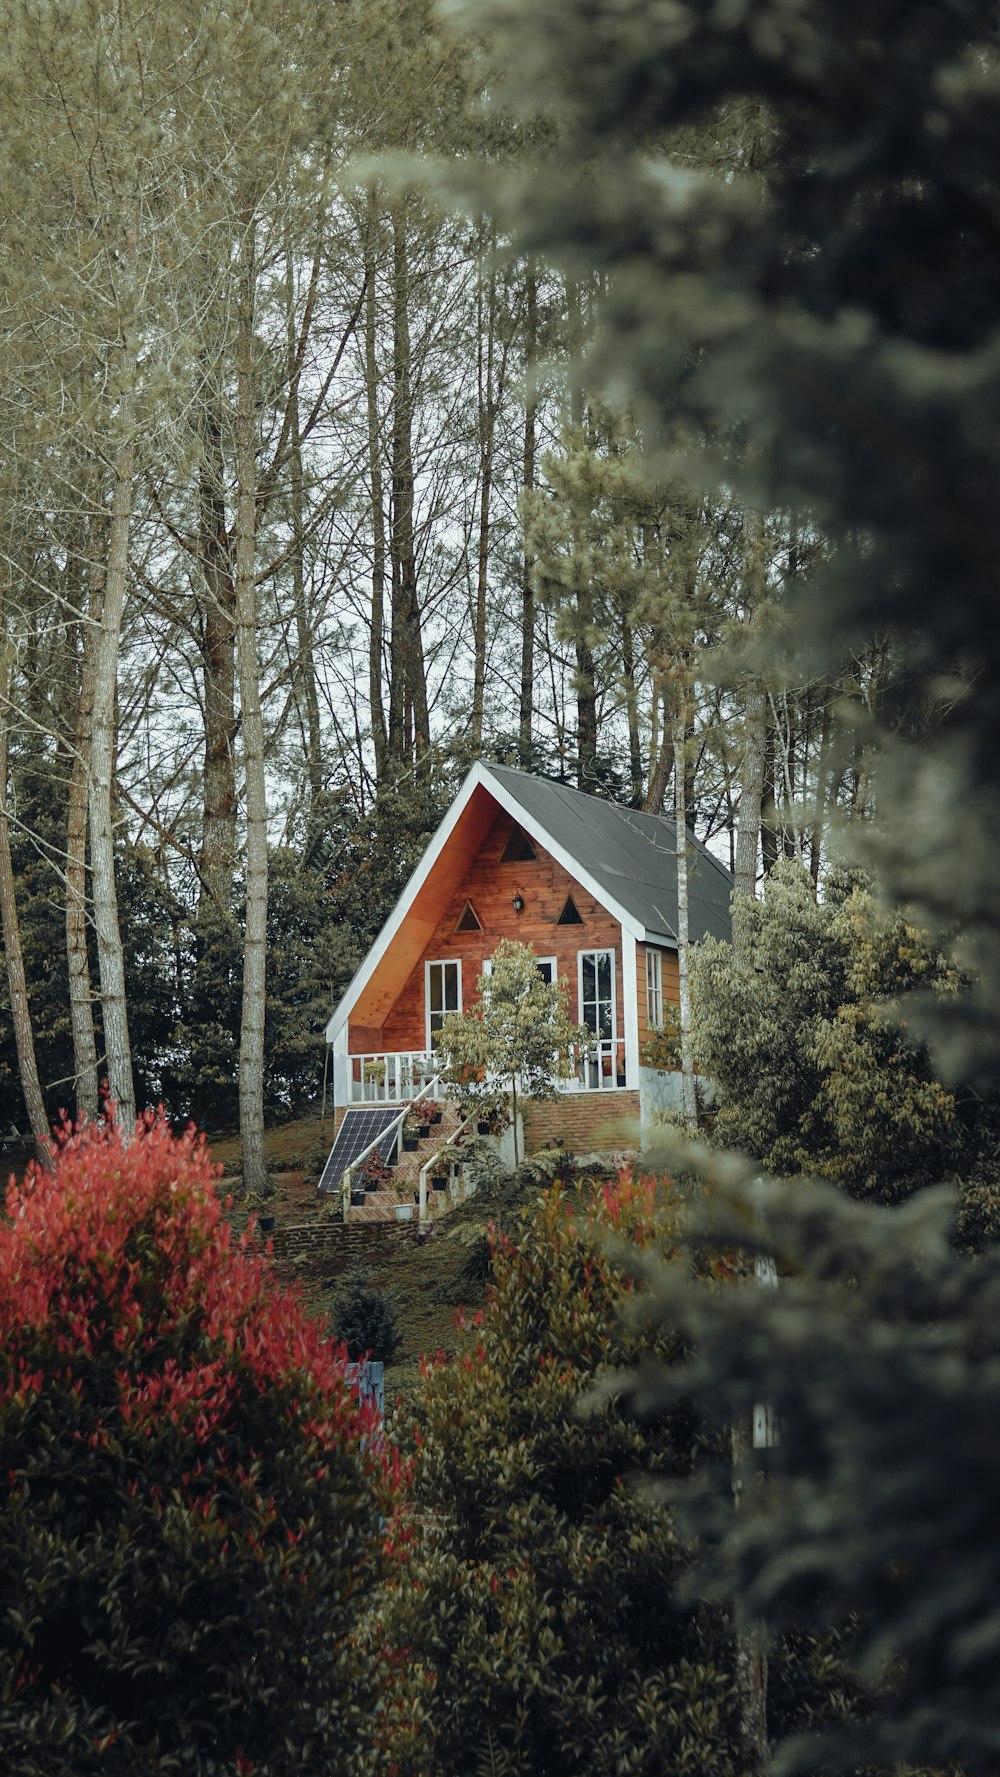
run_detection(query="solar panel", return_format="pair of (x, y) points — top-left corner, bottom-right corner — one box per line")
(317, 1107), (401, 1196)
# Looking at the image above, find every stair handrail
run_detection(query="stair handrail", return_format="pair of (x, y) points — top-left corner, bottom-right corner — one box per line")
(340, 1075), (444, 1219)
(417, 1105), (478, 1225)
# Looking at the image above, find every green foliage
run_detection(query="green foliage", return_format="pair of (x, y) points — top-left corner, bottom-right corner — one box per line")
(449, 0), (1000, 1083)
(0, 1113), (393, 1776)
(692, 859), (1000, 1231)
(331, 1272), (401, 1363)
(381, 1176), (740, 1777)
(641, 1000), (683, 1072)
(624, 1170), (998, 1775)
(168, 849), (358, 1129)
(441, 939), (587, 1132)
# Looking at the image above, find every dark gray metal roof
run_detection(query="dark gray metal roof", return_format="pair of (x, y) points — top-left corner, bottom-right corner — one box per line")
(487, 764), (733, 945)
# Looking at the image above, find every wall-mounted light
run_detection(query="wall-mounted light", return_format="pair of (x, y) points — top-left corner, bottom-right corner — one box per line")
(512, 894), (525, 913)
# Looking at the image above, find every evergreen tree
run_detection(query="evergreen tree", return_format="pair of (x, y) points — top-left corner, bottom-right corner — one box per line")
(692, 859), (1000, 1243)
(382, 1177), (740, 1777)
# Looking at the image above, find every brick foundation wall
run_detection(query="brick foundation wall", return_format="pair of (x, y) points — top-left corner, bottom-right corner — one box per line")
(523, 1090), (641, 1156)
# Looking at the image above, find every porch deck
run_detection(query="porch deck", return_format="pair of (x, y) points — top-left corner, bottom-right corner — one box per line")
(344, 1039), (630, 1106)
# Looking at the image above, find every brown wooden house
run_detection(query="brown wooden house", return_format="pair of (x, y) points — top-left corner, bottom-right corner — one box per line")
(324, 763), (733, 1156)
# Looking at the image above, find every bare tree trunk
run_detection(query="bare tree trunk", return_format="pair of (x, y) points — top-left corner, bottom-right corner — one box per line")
(673, 711), (698, 1133)
(761, 721), (779, 877)
(90, 408), (137, 1133)
(731, 1420), (771, 1775)
(234, 226), (270, 1200)
(389, 207), (428, 761)
(0, 624), (50, 1161)
(284, 234), (324, 821)
(733, 501), (769, 908)
(197, 382), (238, 920)
(518, 261), (538, 770)
(66, 606), (99, 1121)
(644, 679), (673, 814)
(811, 695), (833, 887)
(734, 682), (767, 903)
(622, 613), (643, 804)
(364, 190), (388, 782)
(471, 227), (497, 745)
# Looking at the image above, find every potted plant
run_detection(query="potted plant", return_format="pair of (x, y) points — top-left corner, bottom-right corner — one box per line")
(359, 1152), (393, 1194)
(412, 1095), (438, 1134)
(402, 1116), (420, 1152)
(430, 1141), (461, 1192)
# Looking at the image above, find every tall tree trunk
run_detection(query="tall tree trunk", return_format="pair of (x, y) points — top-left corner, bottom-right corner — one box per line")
(234, 226), (270, 1200)
(622, 613), (643, 804)
(284, 234), (324, 824)
(0, 621), (50, 1161)
(90, 404), (137, 1133)
(734, 682), (767, 904)
(733, 501), (768, 909)
(576, 643), (598, 789)
(810, 695), (833, 887)
(761, 721), (780, 877)
(673, 708), (698, 1134)
(643, 679), (673, 814)
(565, 279), (598, 789)
(364, 190), (388, 782)
(66, 604), (99, 1121)
(389, 208), (427, 761)
(197, 381), (238, 920)
(471, 227), (497, 744)
(518, 261), (538, 770)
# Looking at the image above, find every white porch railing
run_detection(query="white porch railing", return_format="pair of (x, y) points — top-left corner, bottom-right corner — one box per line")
(347, 1039), (629, 1104)
(568, 1037), (628, 1093)
(349, 1052), (441, 1104)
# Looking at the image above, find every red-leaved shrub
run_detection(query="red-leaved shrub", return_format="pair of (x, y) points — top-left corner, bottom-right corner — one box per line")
(0, 1112), (398, 1777)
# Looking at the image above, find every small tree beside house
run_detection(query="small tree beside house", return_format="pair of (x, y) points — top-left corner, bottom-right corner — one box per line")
(440, 939), (587, 1162)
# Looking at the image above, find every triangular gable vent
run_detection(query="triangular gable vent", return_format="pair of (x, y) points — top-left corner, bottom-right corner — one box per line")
(557, 896), (583, 925)
(500, 823), (536, 863)
(455, 900), (483, 933)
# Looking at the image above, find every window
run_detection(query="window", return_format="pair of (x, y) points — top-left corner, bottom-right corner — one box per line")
(579, 950), (614, 1040)
(646, 948), (663, 1030)
(426, 959), (461, 1049)
(455, 900), (482, 933)
(557, 896), (583, 926)
(500, 824), (536, 863)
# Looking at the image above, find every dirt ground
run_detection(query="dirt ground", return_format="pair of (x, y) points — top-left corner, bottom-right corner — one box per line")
(210, 1117), (495, 1407)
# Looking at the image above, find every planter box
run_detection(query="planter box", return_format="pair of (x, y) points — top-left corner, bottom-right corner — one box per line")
(394, 1202), (415, 1221)
(431, 1175), (448, 1191)
(403, 1137), (419, 1151)
(259, 1214), (275, 1233)
(477, 1121), (491, 1136)
(417, 1124), (430, 1139)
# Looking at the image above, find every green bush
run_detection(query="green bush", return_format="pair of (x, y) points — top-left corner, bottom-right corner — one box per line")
(381, 1174), (740, 1777)
(0, 1113), (396, 1776)
(331, 1272), (401, 1362)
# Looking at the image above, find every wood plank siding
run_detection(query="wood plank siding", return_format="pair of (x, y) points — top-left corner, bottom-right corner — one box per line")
(350, 808), (627, 1054)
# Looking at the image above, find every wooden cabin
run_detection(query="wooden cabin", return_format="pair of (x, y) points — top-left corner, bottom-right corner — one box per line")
(324, 762), (733, 1157)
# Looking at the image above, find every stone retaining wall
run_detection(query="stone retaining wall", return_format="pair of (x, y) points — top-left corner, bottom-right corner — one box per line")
(264, 1219), (412, 1278)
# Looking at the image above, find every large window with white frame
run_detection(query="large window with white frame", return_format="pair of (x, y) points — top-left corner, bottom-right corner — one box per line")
(578, 949), (615, 1041)
(426, 959), (462, 1049)
(646, 948), (663, 1030)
